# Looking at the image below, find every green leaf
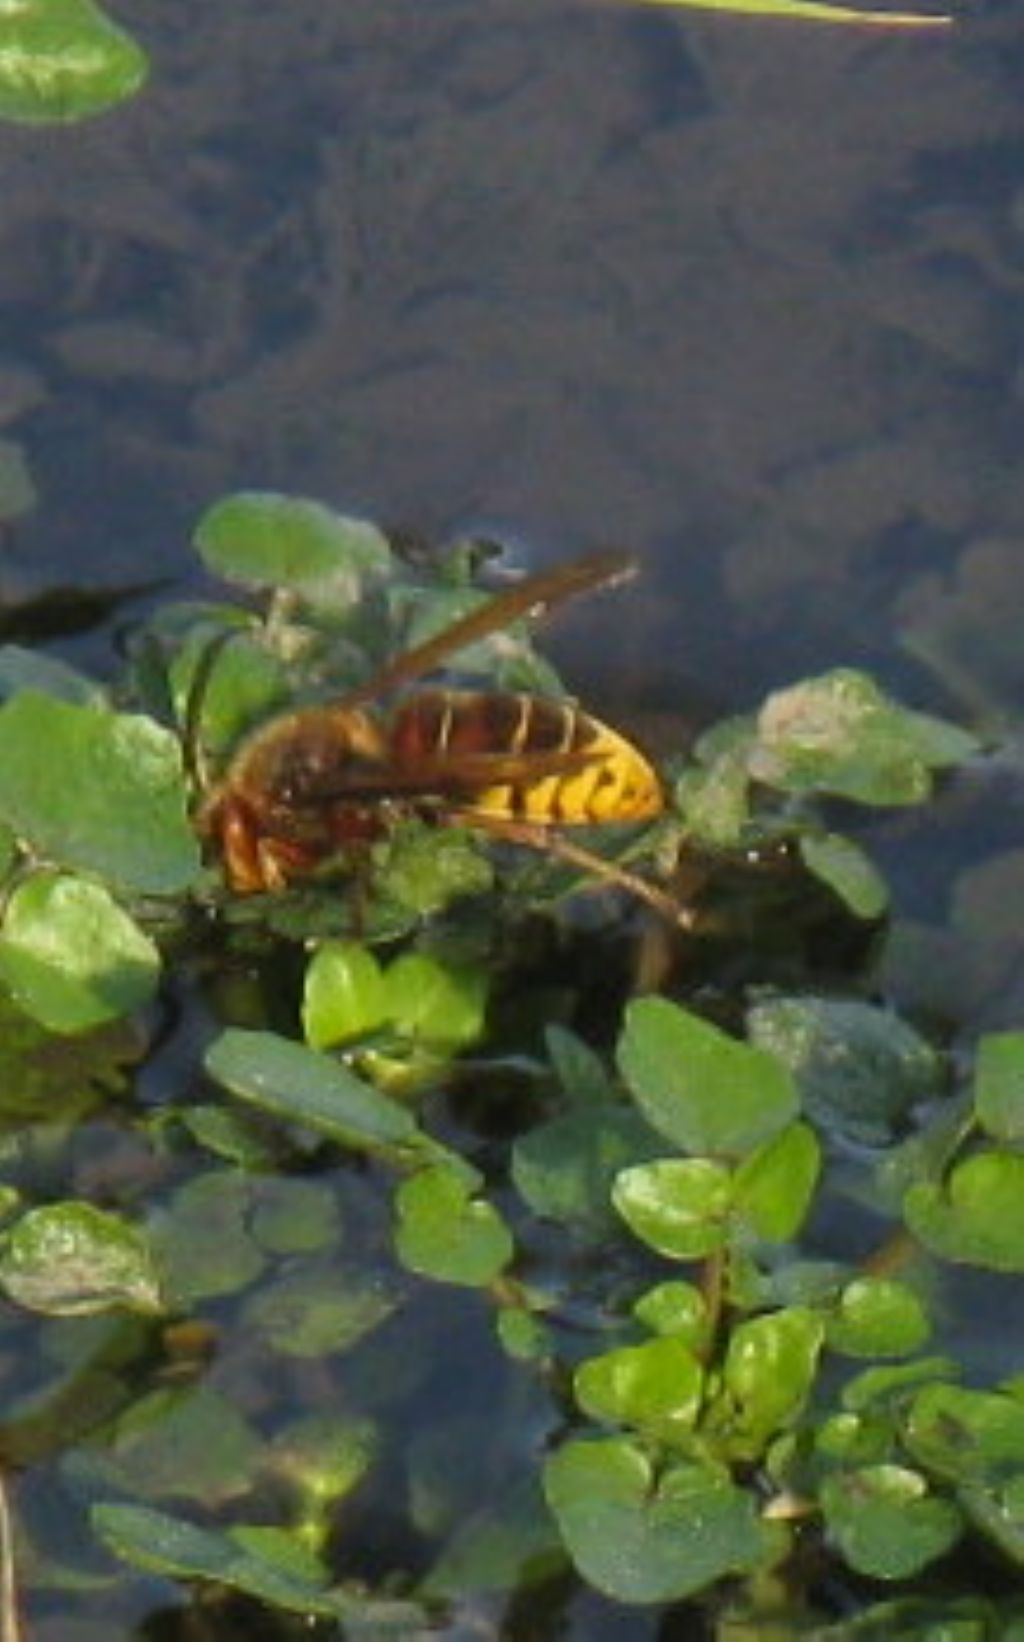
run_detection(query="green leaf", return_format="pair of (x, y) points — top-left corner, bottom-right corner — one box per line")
(0, 1201), (163, 1316)
(826, 1277), (930, 1359)
(394, 1165), (513, 1287)
(618, 998), (798, 1157)
(205, 1028), (426, 1157)
(750, 670), (975, 806)
(302, 940), (390, 1050)
(543, 1438), (766, 1604)
(193, 492), (390, 590)
(673, 754), (751, 848)
(715, 1308), (825, 1455)
(0, 871), (159, 1033)
(574, 1337), (704, 1444)
(244, 1261), (402, 1358)
(270, 1413), (379, 1508)
(0, 645), (102, 705)
(747, 997), (942, 1146)
(91, 1503), (426, 1627)
(842, 1357), (960, 1416)
(0, 694), (199, 894)
(545, 1024), (614, 1106)
(0, 0), (149, 125)
(798, 832), (889, 920)
(384, 951), (488, 1050)
(149, 1171), (266, 1307)
(512, 1102), (664, 1239)
(79, 1384), (262, 1506)
(169, 626), (288, 758)
(974, 1032), (1024, 1143)
(820, 1467), (962, 1580)
(904, 1150), (1024, 1272)
(612, 1158), (732, 1260)
(632, 1281), (709, 1350)
(903, 1384), (1024, 1482)
(732, 1122), (821, 1242)
(374, 822), (493, 916)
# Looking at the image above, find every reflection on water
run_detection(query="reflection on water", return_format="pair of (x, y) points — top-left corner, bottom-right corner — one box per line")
(0, 0), (1022, 711)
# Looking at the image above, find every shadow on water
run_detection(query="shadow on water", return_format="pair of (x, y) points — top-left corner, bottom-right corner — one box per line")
(3, 1), (1024, 1634)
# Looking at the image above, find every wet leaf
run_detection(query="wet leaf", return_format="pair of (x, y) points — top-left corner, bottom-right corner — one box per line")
(194, 492), (390, 591)
(80, 1384), (262, 1506)
(632, 1281), (709, 1349)
(205, 1028), (426, 1157)
(0, 1201), (163, 1316)
(826, 1277), (930, 1359)
(169, 626), (288, 757)
(0, 988), (137, 1130)
(904, 1150), (1024, 1272)
(574, 1337), (704, 1444)
(750, 670), (975, 806)
(384, 951), (488, 1049)
(747, 997), (941, 1146)
(903, 1384), (1024, 1482)
(0, 0), (149, 125)
(546, 1024), (614, 1106)
(424, 1475), (565, 1597)
(0, 693), (199, 894)
(0, 871), (159, 1033)
(512, 1102), (663, 1238)
(149, 1171), (266, 1307)
(612, 1158), (732, 1260)
(394, 1165), (513, 1287)
(820, 1467), (961, 1580)
(799, 832), (889, 920)
(543, 1438), (766, 1603)
(270, 1413), (379, 1507)
(92, 1502), (427, 1627)
(716, 1308), (825, 1456)
(673, 753), (751, 849)
(617, 997), (798, 1156)
(302, 940), (390, 1050)
(732, 1122), (821, 1243)
(245, 1260), (402, 1358)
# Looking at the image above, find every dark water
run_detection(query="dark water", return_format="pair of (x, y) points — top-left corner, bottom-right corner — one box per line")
(3, 1), (1024, 1634)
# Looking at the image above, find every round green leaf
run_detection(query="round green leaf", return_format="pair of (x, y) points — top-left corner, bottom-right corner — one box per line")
(0, 871), (159, 1032)
(394, 1166), (513, 1287)
(903, 1384), (1024, 1482)
(750, 670), (975, 805)
(543, 1438), (766, 1604)
(617, 998), (798, 1157)
(799, 832), (889, 920)
(574, 1337), (703, 1444)
(0, 693), (199, 894)
(302, 941), (389, 1050)
(732, 1121), (821, 1242)
(613, 1158), (732, 1259)
(632, 1281), (709, 1349)
(718, 1308), (825, 1454)
(747, 997), (941, 1146)
(0, 1201), (163, 1315)
(383, 951), (487, 1050)
(821, 1466), (961, 1580)
(975, 1032), (1024, 1143)
(0, 0), (149, 125)
(904, 1150), (1024, 1272)
(826, 1277), (930, 1359)
(193, 492), (390, 590)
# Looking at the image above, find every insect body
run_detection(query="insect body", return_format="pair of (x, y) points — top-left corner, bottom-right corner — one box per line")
(197, 552), (668, 907)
